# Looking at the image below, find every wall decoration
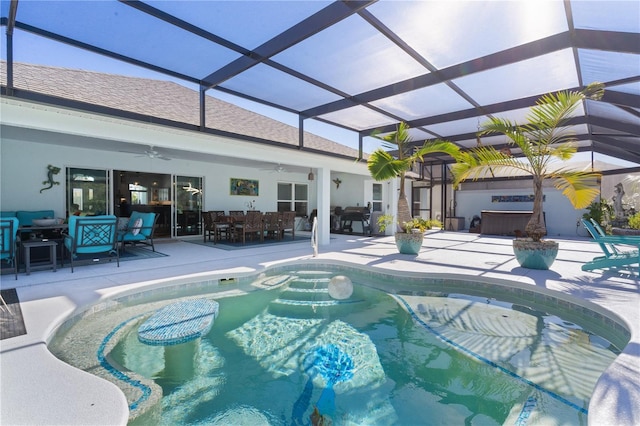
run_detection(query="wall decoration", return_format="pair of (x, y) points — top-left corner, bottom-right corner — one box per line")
(491, 195), (545, 203)
(230, 178), (259, 196)
(40, 164), (61, 193)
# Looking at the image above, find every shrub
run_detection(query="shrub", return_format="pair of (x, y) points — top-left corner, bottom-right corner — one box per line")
(628, 212), (640, 230)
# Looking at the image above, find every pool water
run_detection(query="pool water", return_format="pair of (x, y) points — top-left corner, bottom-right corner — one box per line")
(49, 269), (623, 425)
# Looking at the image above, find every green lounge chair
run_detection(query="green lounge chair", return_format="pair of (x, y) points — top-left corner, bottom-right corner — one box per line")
(581, 219), (639, 274)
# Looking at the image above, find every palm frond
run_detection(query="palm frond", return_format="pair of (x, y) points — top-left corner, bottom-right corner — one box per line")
(479, 118), (535, 157)
(414, 139), (461, 160)
(367, 149), (411, 181)
(551, 170), (601, 209)
(548, 143), (578, 161)
(372, 122), (412, 157)
(451, 147), (534, 185)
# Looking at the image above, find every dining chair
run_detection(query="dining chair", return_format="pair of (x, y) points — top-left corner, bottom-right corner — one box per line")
(280, 211), (296, 240)
(235, 211), (263, 244)
(212, 211), (234, 243)
(263, 212), (281, 241)
(202, 211), (216, 243)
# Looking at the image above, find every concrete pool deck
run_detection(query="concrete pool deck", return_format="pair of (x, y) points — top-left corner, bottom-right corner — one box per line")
(1, 231), (638, 425)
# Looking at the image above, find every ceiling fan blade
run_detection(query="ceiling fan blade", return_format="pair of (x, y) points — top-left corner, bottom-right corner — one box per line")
(259, 163), (287, 172)
(120, 145), (172, 160)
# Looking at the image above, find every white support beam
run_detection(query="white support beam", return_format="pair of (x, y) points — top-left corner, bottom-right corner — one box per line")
(316, 167), (331, 246)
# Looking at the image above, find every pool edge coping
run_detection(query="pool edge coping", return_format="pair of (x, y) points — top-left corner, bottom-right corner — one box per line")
(44, 258), (634, 425)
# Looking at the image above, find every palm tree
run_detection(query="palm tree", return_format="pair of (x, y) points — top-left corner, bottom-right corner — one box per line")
(368, 122), (460, 229)
(451, 82), (605, 242)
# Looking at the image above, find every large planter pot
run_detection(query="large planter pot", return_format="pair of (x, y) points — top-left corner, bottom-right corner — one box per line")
(513, 239), (559, 270)
(395, 231), (424, 254)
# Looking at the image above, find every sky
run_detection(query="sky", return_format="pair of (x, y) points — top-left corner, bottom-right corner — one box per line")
(1, 25), (637, 169)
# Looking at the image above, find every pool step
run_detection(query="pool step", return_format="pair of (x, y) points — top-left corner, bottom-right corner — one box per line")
(280, 287), (332, 301)
(268, 297), (364, 317)
(269, 273), (363, 317)
(271, 299), (359, 308)
(287, 277), (331, 290)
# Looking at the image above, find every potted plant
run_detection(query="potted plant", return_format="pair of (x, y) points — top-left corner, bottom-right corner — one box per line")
(396, 217), (444, 254)
(368, 122), (460, 253)
(449, 82), (605, 269)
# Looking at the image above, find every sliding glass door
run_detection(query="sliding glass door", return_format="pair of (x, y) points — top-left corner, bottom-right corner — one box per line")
(174, 175), (203, 236)
(66, 168), (110, 216)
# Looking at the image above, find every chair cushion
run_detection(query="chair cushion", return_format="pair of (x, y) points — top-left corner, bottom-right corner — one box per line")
(16, 210), (55, 226)
(118, 211), (155, 242)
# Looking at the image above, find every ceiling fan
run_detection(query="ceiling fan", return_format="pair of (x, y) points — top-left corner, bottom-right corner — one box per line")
(123, 145), (171, 161)
(261, 163), (288, 173)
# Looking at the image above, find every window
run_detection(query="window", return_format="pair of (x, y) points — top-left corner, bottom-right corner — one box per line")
(129, 183), (148, 205)
(277, 182), (308, 217)
(372, 183), (383, 212)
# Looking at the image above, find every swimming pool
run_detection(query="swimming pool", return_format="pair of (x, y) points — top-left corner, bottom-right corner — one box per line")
(48, 263), (629, 425)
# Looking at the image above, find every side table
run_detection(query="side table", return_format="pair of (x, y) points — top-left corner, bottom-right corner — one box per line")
(22, 239), (58, 275)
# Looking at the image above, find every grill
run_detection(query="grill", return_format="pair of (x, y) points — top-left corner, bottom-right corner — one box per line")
(338, 207), (371, 236)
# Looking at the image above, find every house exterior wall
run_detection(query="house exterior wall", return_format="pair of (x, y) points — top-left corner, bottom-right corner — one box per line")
(0, 137), (310, 214)
(455, 186), (586, 237)
(0, 99), (371, 243)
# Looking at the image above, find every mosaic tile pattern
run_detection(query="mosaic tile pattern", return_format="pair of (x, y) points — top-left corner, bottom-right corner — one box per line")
(138, 299), (219, 346)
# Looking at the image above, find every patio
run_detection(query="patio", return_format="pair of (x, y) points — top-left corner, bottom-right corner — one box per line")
(1, 231), (638, 425)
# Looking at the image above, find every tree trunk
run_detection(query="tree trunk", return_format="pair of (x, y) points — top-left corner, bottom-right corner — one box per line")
(397, 195), (412, 231)
(525, 176), (547, 241)
(395, 174), (412, 231)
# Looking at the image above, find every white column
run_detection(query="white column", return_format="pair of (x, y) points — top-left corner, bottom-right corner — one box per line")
(316, 167), (331, 246)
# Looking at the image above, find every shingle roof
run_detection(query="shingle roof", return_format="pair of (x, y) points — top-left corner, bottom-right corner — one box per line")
(1, 61), (363, 159)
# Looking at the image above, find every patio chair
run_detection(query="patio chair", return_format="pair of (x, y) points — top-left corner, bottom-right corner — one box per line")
(280, 211), (296, 240)
(235, 211), (263, 244)
(118, 211), (158, 252)
(1, 218), (20, 280)
(64, 215), (119, 272)
(263, 212), (281, 241)
(204, 211), (233, 244)
(203, 211), (216, 243)
(580, 219), (639, 274)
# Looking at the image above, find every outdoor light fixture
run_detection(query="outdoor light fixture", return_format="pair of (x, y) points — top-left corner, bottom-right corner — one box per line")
(308, 168), (314, 181)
